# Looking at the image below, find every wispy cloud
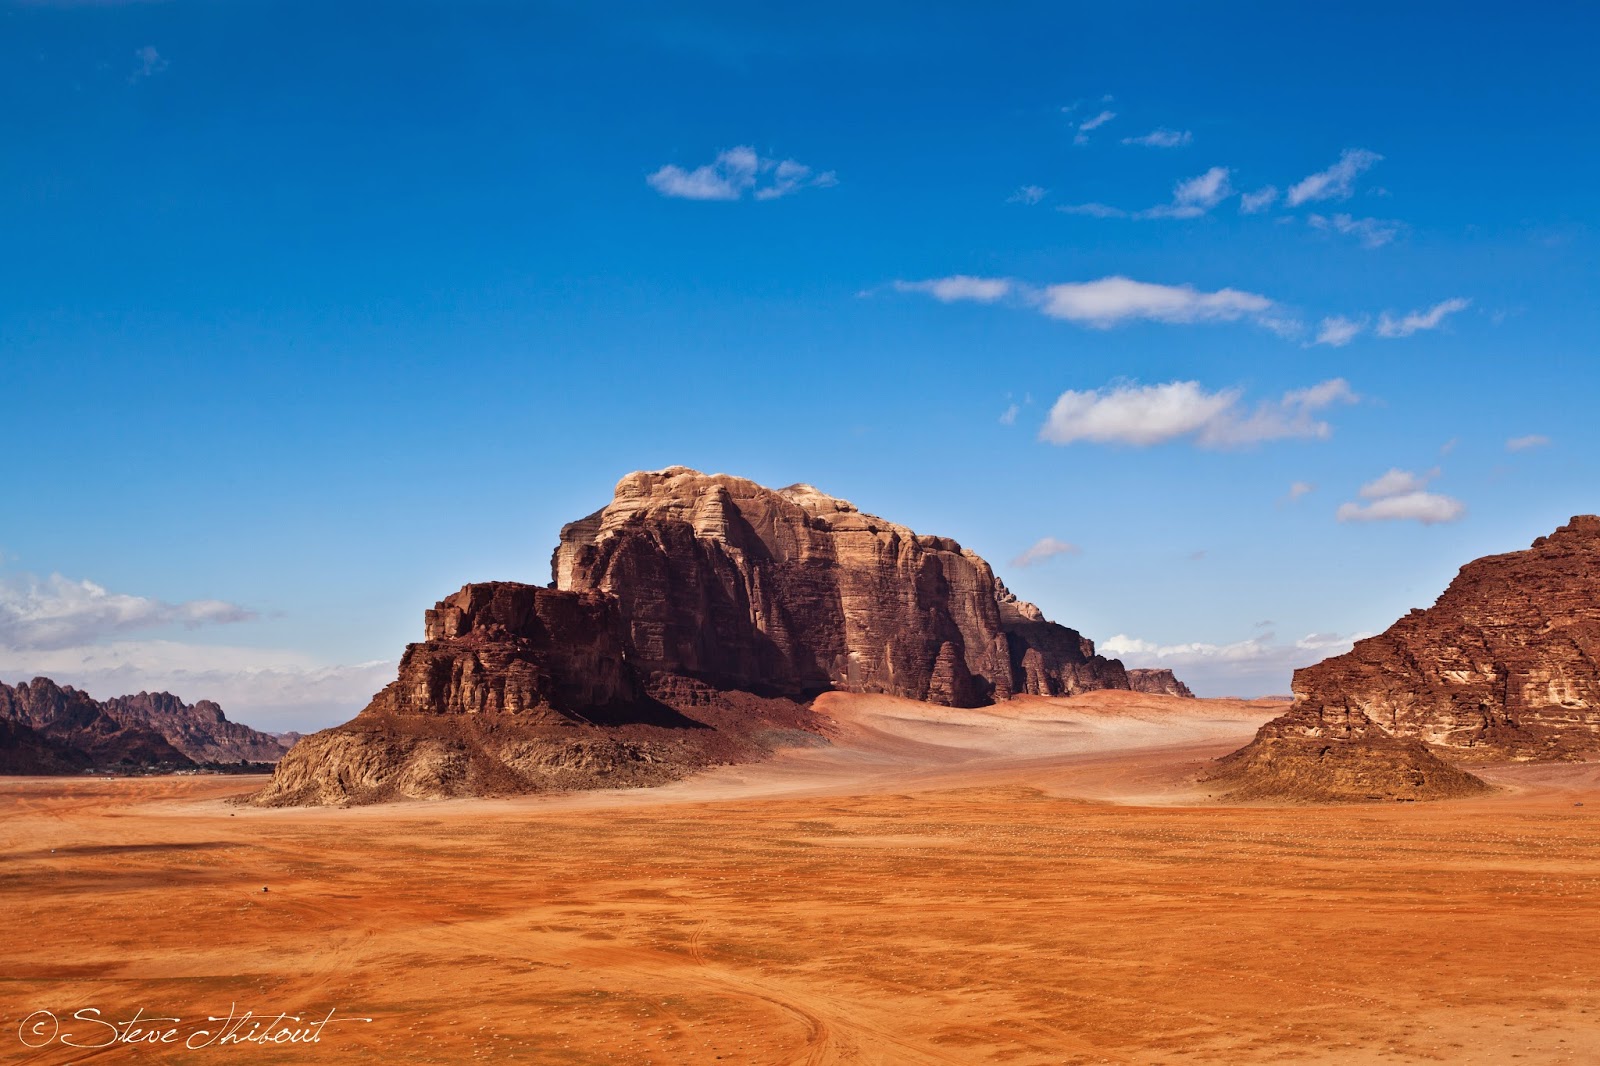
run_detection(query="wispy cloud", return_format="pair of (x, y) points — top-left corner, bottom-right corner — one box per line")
(1037, 276), (1277, 329)
(1337, 467), (1465, 525)
(1506, 434), (1551, 452)
(890, 274), (1290, 333)
(1313, 315), (1365, 347)
(1137, 166), (1233, 219)
(0, 573), (255, 650)
(1308, 212), (1404, 249)
(1039, 378), (1356, 449)
(1063, 166), (1234, 221)
(1284, 481), (1316, 502)
(1286, 148), (1383, 206)
(1239, 186), (1279, 214)
(1010, 537), (1081, 568)
(129, 45), (167, 83)
(1121, 128), (1192, 148)
(892, 276), (1013, 304)
(1007, 185), (1048, 205)
(1072, 109), (1117, 145)
(998, 404), (1019, 426)
(1375, 297), (1471, 337)
(648, 146), (836, 201)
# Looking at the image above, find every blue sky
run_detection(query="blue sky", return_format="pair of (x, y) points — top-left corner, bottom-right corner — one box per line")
(2, 2), (1596, 727)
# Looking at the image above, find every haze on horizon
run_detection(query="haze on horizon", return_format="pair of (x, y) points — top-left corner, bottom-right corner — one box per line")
(2, 2), (1596, 731)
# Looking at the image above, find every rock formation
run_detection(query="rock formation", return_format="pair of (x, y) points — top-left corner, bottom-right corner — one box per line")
(553, 468), (1128, 705)
(1210, 515), (1600, 801)
(255, 467), (1133, 806)
(1126, 669), (1195, 699)
(1204, 700), (1492, 803)
(1, 678), (193, 773)
(103, 691), (290, 763)
(0, 677), (291, 774)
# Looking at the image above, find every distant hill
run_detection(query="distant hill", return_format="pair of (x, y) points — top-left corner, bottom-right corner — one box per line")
(0, 677), (292, 774)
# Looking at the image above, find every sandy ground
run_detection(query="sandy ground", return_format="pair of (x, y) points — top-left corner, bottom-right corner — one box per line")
(4, 691), (1600, 1064)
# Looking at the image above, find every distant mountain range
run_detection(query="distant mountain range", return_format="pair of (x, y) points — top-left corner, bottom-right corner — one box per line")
(0, 677), (294, 774)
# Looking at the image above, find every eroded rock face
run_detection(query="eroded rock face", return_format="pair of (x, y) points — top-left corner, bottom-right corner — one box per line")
(254, 467), (1133, 805)
(1209, 515), (1600, 801)
(1125, 669), (1196, 699)
(553, 467), (1127, 706)
(1289, 516), (1600, 762)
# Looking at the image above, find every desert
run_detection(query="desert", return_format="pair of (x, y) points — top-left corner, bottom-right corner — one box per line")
(6, 689), (1600, 1064)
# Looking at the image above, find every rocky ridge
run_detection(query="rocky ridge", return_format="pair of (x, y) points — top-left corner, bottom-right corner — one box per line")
(0, 677), (292, 774)
(1126, 669), (1195, 699)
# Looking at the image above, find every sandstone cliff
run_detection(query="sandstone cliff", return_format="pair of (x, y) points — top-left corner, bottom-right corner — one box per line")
(553, 468), (1128, 705)
(1209, 515), (1600, 801)
(254, 467), (1133, 805)
(1126, 669), (1195, 699)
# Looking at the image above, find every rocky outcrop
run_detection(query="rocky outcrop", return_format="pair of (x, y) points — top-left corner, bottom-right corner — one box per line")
(1210, 515), (1600, 801)
(252, 582), (818, 806)
(0, 677), (291, 773)
(254, 467), (1134, 806)
(1126, 669), (1195, 699)
(1287, 516), (1600, 762)
(0, 678), (194, 773)
(103, 692), (289, 764)
(1205, 701), (1492, 802)
(554, 467), (1128, 706)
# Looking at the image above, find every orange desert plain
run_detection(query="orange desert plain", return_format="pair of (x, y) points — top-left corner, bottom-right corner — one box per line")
(4, 691), (1600, 1065)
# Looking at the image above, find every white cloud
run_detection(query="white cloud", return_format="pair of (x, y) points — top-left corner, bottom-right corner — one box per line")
(892, 275), (1013, 304)
(1308, 212), (1404, 249)
(1010, 537), (1082, 568)
(1336, 493), (1466, 525)
(999, 404), (1019, 426)
(1375, 297), (1471, 338)
(1073, 109), (1116, 145)
(1239, 186), (1279, 214)
(129, 45), (167, 82)
(1058, 202), (1128, 218)
(1359, 467), (1433, 499)
(1286, 148), (1383, 206)
(1313, 315), (1365, 347)
(1506, 434), (1551, 452)
(1008, 185), (1047, 205)
(1285, 481), (1316, 501)
(1338, 466), (1464, 524)
(0, 573), (255, 650)
(1101, 629), (1366, 694)
(1137, 166), (1233, 219)
(1039, 378), (1356, 449)
(1037, 275), (1273, 328)
(647, 146), (836, 201)
(1121, 128), (1192, 148)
